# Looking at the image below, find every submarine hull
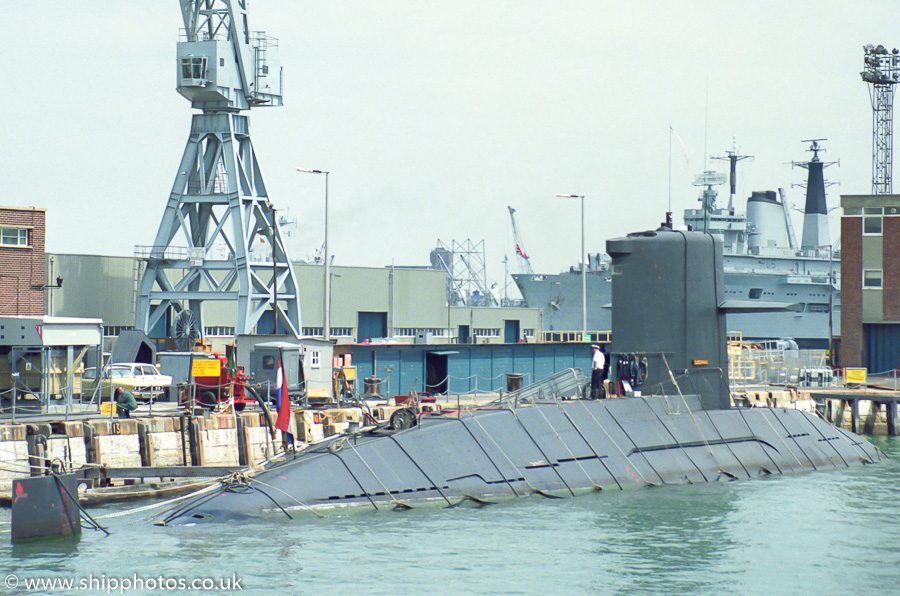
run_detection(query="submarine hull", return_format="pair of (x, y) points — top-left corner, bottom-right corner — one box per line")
(157, 396), (883, 524)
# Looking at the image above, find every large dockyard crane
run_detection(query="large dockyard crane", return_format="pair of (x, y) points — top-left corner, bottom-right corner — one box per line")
(507, 206), (533, 275)
(135, 1), (301, 345)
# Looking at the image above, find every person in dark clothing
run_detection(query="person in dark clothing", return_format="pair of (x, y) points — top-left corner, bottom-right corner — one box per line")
(114, 386), (138, 418)
(590, 344), (606, 399)
(599, 344), (610, 396)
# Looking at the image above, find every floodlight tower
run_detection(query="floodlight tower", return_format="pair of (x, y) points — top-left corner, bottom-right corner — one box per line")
(135, 1), (301, 344)
(861, 44), (900, 194)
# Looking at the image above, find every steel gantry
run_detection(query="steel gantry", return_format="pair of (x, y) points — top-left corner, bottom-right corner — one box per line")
(135, 1), (301, 344)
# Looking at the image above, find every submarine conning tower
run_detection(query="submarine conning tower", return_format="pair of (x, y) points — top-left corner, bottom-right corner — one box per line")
(606, 228), (730, 410)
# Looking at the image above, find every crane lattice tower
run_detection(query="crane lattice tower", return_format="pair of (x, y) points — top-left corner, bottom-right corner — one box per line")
(861, 44), (900, 194)
(135, 0), (301, 344)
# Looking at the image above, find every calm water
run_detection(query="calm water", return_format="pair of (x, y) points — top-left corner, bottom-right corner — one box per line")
(2, 437), (900, 595)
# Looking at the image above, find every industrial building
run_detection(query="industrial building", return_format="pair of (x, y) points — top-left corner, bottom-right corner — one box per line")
(42, 253), (543, 349)
(0, 206), (47, 317)
(352, 342), (592, 396)
(840, 194), (900, 370)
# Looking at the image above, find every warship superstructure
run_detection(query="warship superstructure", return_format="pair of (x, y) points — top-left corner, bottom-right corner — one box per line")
(513, 144), (839, 349)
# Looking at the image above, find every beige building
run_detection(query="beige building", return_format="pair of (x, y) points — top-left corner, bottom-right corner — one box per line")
(47, 255), (542, 348)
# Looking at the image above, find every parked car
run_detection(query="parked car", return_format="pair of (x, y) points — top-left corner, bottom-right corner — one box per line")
(83, 362), (173, 402)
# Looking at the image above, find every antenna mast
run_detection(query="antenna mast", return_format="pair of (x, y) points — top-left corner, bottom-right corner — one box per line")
(711, 135), (752, 211)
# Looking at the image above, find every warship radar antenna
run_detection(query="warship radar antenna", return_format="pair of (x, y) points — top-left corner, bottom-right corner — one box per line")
(692, 171), (726, 233)
(711, 136), (752, 211)
(862, 44), (900, 194)
(135, 1), (301, 342)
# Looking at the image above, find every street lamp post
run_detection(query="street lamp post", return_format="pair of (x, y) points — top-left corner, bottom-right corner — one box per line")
(556, 194), (586, 334)
(297, 168), (331, 341)
(828, 244), (835, 366)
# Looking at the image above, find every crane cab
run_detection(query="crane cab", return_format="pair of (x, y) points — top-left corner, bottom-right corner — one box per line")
(177, 33), (282, 110)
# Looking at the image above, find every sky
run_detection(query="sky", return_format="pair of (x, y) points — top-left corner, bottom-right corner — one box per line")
(2, 1), (898, 298)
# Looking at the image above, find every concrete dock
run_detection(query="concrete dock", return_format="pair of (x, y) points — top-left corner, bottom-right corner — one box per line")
(0, 404), (369, 502)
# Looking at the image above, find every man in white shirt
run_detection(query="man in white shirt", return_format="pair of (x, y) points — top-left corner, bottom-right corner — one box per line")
(591, 344), (606, 399)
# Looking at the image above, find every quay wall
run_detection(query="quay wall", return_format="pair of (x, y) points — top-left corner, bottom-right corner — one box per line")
(0, 407), (364, 496)
(734, 388), (898, 435)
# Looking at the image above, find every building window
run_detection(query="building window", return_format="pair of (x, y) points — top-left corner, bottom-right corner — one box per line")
(180, 56), (207, 82)
(523, 329), (535, 338)
(863, 208), (883, 235)
(393, 328), (447, 337)
(473, 328), (500, 337)
(204, 326), (235, 337)
(806, 303), (831, 313)
(863, 269), (883, 289)
(0, 227), (29, 247)
(302, 327), (323, 337)
(310, 351), (320, 368)
(103, 325), (134, 338)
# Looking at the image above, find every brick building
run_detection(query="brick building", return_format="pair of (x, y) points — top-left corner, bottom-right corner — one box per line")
(0, 206), (45, 316)
(840, 195), (900, 370)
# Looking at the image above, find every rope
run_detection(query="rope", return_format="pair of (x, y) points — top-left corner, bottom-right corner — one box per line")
(240, 474), (325, 519)
(555, 402), (625, 490)
(574, 401), (652, 488)
(531, 403), (600, 490)
(386, 434), (453, 506)
(451, 416), (524, 498)
(343, 439), (409, 509)
(465, 411), (546, 496)
(811, 407), (873, 465)
(97, 484), (221, 520)
(51, 473), (109, 535)
(741, 406), (808, 471)
(507, 406), (574, 496)
(220, 472), (294, 520)
(661, 353), (723, 480)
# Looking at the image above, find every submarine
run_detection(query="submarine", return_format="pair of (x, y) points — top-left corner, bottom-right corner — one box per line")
(155, 224), (883, 525)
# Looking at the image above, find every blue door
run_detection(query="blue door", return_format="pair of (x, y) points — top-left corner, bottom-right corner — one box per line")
(358, 312), (387, 342)
(865, 323), (900, 372)
(504, 319), (520, 343)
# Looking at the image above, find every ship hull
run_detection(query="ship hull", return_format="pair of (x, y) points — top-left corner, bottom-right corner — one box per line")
(156, 396), (881, 524)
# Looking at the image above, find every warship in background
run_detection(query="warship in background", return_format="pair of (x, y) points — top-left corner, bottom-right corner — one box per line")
(513, 141), (840, 349)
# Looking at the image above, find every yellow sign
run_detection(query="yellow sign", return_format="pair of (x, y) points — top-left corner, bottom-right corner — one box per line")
(191, 358), (221, 377)
(692, 359), (709, 366)
(845, 368), (867, 384)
